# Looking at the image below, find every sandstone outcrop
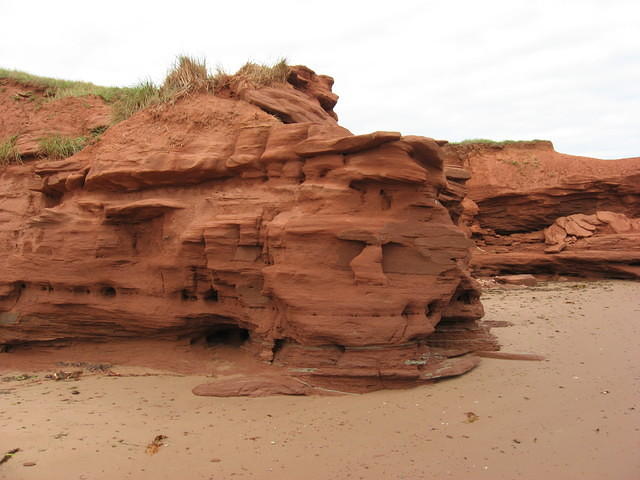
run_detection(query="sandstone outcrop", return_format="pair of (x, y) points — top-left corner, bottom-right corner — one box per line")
(0, 66), (496, 393)
(444, 141), (640, 279)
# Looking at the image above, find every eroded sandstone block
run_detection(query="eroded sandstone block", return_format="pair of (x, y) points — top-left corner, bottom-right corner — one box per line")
(0, 66), (495, 392)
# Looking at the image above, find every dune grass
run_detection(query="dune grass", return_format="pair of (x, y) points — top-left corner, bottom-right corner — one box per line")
(111, 81), (161, 123)
(38, 134), (89, 159)
(0, 57), (292, 167)
(1, 67), (161, 123)
(1, 57), (291, 125)
(231, 58), (289, 87)
(0, 68), (125, 102)
(162, 56), (290, 94)
(0, 135), (21, 165)
(161, 56), (213, 98)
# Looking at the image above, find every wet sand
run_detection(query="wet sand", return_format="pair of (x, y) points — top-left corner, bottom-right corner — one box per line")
(1, 280), (639, 479)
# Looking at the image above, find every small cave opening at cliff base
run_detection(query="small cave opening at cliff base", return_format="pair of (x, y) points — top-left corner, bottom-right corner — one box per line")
(453, 290), (475, 305)
(201, 324), (250, 347)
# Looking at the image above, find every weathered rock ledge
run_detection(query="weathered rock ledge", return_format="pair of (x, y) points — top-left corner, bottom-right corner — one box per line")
(443, 141), (640, 279)
(0, 67), (496, 394)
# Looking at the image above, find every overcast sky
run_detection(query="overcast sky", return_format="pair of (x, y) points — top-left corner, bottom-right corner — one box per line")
(2, 0), (638, 158)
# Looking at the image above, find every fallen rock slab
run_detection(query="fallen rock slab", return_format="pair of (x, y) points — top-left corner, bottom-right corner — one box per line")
(495, 274), (538, 287)
(476, 351), (546, 361)
(192, 376), (312, 397)
(420, 355), (481, 380)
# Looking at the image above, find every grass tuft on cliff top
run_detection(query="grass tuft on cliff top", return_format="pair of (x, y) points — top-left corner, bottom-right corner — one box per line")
(0, 67), (161, 123)
(0, 135), (22, 166)
(233, 58), (290, 87)
(111, 81), (161, 123)
(159, 56), (289, 101)
(1, 57), (290, 124)
(0, 67), (126, 102)
(161, 56), (213, 98)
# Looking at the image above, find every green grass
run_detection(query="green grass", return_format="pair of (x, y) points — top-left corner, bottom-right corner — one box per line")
(0, 135), (21, 165)
(0, 67), (130, 102)
(38, 134), (89, 159)
(1, 57), (291, 125)
(0, 68), (161, 123)
(111, 81), (161, 123)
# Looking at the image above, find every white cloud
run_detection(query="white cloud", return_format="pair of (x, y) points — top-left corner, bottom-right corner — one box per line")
(1, 0), (638, 158)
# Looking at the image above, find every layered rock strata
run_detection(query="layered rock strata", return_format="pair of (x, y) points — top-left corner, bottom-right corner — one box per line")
(0, 67), (496, 392)
(444, 141), (640, 279)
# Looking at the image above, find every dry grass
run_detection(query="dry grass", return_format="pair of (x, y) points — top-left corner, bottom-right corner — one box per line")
(210, 65), (233, 90)
(230, 58), (289, 87)
(161, 56), (214, 98)
(0, 135), (21, 166)
(162, 56), (290, 97)
(1, 57), (291, 126)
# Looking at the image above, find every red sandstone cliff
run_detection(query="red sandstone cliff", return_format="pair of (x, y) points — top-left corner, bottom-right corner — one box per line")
(443, 141), (640, 279)
(0, 66), (496, 393)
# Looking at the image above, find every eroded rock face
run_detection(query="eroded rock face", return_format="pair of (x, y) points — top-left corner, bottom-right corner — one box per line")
(444, 141), (640, 279)
(0, 67), (495, 393)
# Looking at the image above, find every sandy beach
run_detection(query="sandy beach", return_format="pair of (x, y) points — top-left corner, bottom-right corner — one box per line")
(1, 280), (639, 480)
